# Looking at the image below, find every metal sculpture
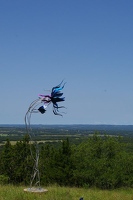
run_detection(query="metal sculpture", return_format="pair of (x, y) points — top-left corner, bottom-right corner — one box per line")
(24, 81), (66, 191)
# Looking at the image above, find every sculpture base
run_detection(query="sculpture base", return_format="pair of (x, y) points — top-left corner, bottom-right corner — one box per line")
(24, 187), (48, 193)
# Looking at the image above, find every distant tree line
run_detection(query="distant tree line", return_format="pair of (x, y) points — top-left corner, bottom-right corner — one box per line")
(0, 134), (133, 189)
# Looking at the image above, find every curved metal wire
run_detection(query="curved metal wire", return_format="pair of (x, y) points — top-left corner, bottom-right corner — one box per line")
(25, 98), (42, 188)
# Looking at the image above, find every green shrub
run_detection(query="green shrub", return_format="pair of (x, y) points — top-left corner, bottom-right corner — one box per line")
(0, 175), (9, 185)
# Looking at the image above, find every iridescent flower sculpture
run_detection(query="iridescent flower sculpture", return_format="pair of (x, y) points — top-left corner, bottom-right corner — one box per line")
(24, 81), (66, 191)
(38, 80), (66, 116)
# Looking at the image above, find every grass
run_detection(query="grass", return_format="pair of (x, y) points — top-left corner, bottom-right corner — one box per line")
(0, 185), (133, 200)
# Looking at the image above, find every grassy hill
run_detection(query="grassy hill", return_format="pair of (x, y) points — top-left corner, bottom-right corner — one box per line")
(0, 185), (133, 200)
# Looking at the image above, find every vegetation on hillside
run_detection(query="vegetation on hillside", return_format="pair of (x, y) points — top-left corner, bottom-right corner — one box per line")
(0, 132), (133, 189)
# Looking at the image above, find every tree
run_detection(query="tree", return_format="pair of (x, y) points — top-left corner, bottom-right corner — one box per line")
(12, 135), (32, 184)
(0, 139), (14, 182)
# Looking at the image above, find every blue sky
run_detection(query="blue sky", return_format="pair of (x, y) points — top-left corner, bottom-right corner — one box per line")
(0, 0), (133, 125)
